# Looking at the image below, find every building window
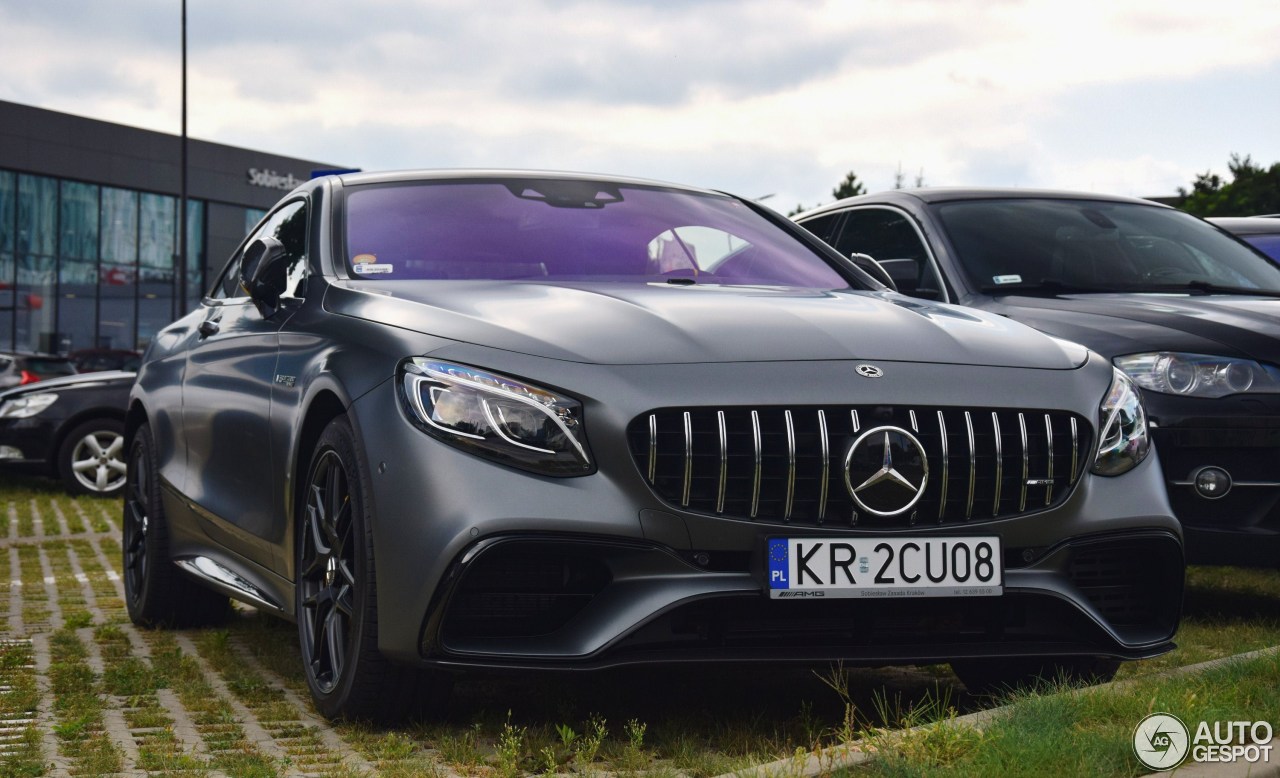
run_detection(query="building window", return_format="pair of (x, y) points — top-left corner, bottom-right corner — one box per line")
(16, 174), (58, 353)
(0, 168), (210, 354)
(138, 193), (176, 349)
(0, 172), (15, 352)
(99, 187), (138, 351)
(59, 180), (100, 354)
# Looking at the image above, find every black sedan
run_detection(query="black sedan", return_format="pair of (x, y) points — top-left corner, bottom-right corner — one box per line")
(0, 370), (132, 496)
(797, 189), (1280, 568)
(126, 171), (1180, 721)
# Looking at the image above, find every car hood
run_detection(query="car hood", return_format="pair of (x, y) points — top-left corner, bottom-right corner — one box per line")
(326, 280), (1086, 368)
(984, 293), (1280, 361)
(0, 370), (135, 400)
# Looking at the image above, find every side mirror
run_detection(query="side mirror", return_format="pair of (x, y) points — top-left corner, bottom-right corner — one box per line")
(239, 236), (289, 318)
(849, 252), (897, 292)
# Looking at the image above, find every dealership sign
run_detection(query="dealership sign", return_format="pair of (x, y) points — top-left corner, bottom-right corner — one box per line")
(247, 168), (303, 190)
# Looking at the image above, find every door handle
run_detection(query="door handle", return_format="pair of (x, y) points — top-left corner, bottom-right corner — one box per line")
(198, 319), (220, 338)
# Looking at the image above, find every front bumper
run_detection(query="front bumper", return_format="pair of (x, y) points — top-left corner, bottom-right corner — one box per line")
(0, 417), (62, 473)
(1147, 393), (1280, 567)
(350, 351), (1182, 667)
(421, 529), (1182, 671)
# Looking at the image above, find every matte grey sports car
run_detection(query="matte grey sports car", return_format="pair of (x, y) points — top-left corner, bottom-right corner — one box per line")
(125, 171), (1182, 721)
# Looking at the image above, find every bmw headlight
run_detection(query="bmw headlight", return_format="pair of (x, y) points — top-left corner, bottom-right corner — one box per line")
(398, 358), (592, 476)
(1092, 369), (1150, 476)
(0, 392), (58, 419)
(1114, 352), (1280, 399)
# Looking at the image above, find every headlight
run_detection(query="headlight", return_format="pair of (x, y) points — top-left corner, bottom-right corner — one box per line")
(1114, 352), (1280, 398)
(0, 393), (58, 419)
(398, 358), (592, 476)
(1092, 369), (1150, 476)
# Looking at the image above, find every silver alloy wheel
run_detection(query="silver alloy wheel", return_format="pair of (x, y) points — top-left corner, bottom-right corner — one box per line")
(70, 430), (128, 493)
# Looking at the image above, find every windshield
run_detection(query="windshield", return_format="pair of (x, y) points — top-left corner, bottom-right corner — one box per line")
(933, 199), (1280, 294)
(343, 179), (849, 289)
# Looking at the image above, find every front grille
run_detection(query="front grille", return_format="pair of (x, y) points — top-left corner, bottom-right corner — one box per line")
(627, 406), (1091, 527)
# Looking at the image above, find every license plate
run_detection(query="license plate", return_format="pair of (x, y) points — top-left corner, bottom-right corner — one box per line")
(767, 536), (1002, 599)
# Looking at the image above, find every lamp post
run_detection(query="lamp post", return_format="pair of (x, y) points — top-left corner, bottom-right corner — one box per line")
(178, 0), (188, 316)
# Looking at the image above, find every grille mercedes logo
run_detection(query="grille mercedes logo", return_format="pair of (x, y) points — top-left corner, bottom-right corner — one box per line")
(855, 364), (884, 378)
(844, 426), (929, 516)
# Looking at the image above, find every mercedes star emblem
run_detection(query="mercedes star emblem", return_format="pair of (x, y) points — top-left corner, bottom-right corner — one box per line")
(855, 364), (884, 378)
(844, 426), (929, 516)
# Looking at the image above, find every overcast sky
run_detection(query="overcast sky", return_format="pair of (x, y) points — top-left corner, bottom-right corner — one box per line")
(2, 0), (1278, 211)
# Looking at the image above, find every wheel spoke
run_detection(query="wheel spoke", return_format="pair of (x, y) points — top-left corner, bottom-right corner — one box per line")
(334, 583), (353, 617)
(307, 504), (331, 558)
(95, 466), (110, 491)
(324, 607), (345, 679)
(103, 435), (124, 458)
(107, 459), (128, 475)
(81, 434), (106, 458)
(72, 458), (98, 473)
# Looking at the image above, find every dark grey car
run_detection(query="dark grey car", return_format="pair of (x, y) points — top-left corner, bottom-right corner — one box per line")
(796, 189), (1280, 568)
(126, 172), (1181, 721)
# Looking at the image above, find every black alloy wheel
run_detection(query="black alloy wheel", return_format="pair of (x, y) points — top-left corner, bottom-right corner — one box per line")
(299, 449), (357, 695)
(123, 436), (150, 602)
(123, 423), (227, 627)
(296, 416), (448, 722)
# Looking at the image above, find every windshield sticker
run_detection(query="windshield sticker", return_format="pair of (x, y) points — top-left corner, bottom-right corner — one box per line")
(352, 255), (393, 275)
(993, 274), (1022, 285)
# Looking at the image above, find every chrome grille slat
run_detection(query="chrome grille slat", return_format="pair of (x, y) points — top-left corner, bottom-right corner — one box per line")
(716, 410), (727, 514)
(750, 410), (762, 519)
(783, 409), (796, 520)
(1019, 412), (1029, 512)
(629, 405), (1088, 528)
(965, 411), (976, 520)
(991, 411), (1002, 517)
(1070, 417), (1079, 484)
(817, 409), (829, 522)
(1045, 413), (1055, 506)
(647, 413), (657, 483)
(681, 411), (693, 508)
(937, 410), (948, 523)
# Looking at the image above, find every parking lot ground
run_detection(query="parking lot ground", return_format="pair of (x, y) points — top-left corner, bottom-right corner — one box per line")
(0, 475), (1277, 777)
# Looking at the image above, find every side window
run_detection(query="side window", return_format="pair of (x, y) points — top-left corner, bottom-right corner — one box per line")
(798, 212), (843, 244)
(211, 200), (308, 300)
(834, 208), (944, 299)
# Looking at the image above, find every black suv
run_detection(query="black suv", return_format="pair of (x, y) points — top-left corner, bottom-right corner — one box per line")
(798, 189), (1280, 568)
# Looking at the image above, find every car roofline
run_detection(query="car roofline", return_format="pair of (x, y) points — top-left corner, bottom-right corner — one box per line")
(795, 188), (1173, 221)
(310, 168), (725, 197)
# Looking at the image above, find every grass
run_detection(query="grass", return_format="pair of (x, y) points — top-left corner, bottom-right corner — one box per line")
(844, 649), (1280, 777)
(0, 481), (1278, 777)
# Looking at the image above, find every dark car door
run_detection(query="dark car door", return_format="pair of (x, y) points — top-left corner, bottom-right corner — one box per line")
(824, 205), (951, 301)
(181, 199), (307, 569)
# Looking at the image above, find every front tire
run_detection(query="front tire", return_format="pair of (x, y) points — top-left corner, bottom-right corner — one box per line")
(123, 423), (228, 627)
(951, 656), (1120, 696)
(59, 418), (128, 496)
(297, 416), (449, 722)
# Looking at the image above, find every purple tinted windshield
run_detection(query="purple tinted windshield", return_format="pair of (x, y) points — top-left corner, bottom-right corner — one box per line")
(343, 180), (847, 288)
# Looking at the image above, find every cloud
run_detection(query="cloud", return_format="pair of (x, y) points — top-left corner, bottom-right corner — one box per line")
(1, 0), (1279, 206)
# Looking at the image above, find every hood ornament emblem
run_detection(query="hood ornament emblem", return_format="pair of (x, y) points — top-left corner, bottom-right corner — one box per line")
(855, 363), (884, 378)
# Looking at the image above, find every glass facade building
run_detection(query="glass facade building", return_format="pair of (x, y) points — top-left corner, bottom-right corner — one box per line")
(0, 99), (339, 356)
(0, 169), (206, 352)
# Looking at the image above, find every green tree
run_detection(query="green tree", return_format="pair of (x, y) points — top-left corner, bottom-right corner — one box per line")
(832, 171), (867, 200)
(1177, 154), (1280, 217)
